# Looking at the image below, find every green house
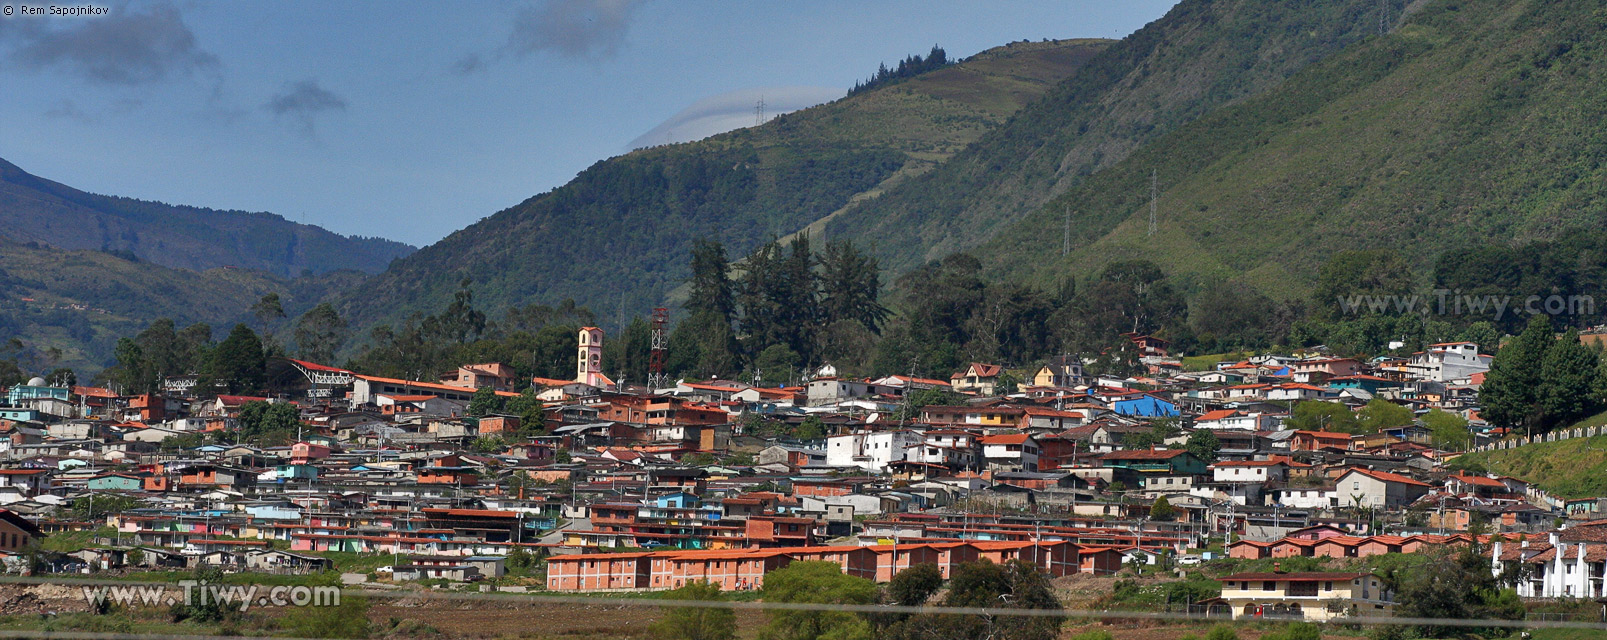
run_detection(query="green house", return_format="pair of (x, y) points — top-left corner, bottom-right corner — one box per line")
(85, 473), (144, 491)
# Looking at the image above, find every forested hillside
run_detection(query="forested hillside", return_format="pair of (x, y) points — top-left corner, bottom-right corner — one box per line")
(338, 39), (1112, 333)
(981, 0), (1607, 304)
(0, 239), (362, 371)
(0, 157), (413, 277)
(824, 0), (1403, 272)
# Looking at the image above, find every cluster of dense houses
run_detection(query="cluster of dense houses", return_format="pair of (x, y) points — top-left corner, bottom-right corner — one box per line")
(0, 328), (1594, 619)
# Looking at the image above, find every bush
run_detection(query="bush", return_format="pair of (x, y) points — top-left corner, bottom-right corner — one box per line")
(887, 563), (943, 607)
(1205, 624), (1239, 640)
(1070, 632), (1114, 640)
(278, 595), (370, 639)
(1260, 622), (1321, 640)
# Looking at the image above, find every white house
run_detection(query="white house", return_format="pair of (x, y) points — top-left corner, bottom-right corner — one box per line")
(980, 433), (1039, 472)
(1332, 468), (1432, 510)
(806, 378), (872, 408)
(1403, 342), (1492, 383)
(826, 431), (921, 473)
(1210, 460), (1289, 484)
(1194, 410), (1279, 431)
(1271, 486), (1338, 509)
(1494, 527), (1607, 599)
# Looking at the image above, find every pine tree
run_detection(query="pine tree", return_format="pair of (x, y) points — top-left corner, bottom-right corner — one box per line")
(687, 239), (736, 323)
(818, 239), (889, 334)
(1480, 314), (1552, 435)
(1540, 329), (1599, 432)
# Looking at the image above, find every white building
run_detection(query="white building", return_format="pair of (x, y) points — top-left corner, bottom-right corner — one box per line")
(1493, 528), (1607, 599)
(1210, 460), (1289, 484)
(980, 433), (1039, 472)
(805, 378), (873, 408)
(1333, 468), (1432, 510)
(825, 431), (921, 473)
(1271, 486), (1338, 509)
(1402, 342), (1491, 383)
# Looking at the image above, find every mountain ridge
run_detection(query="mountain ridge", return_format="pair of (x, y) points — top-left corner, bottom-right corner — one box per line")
(0, 157), (414, 277)
(338, 38), (1114, 332)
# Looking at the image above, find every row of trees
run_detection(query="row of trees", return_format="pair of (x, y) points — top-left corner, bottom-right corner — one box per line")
(100, 296), (351, 397)
(1480, 315), (1603, 436)
(668, 237), (890, 384)
(848, 45), (952, 95)
(649, 559), (1063, 640)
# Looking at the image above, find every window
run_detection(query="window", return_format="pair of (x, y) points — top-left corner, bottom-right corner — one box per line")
(1263, 581), (1276, 591)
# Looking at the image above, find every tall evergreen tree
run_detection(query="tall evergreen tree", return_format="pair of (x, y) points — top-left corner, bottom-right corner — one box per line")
(1480, 314), (1552, 435)
(776, 236), (821, 361)
(818, 239), (889, 334)
(687, 239), (736, 322)
(1540, 328), (1599, 431)
(738, 238), (820, 363)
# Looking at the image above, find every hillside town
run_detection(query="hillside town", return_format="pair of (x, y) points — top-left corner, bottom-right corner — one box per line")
(3, 322), (1604, 624)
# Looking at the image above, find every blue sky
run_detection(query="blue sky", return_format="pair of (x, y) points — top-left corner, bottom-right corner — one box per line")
(0, 0), (1179, 247)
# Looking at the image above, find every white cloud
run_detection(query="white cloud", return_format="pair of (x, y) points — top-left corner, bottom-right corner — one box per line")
(627, 86), (843, 150)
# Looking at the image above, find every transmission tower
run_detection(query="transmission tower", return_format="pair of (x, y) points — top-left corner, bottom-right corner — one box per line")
(1062, 206), (1072, 256)
(754, 96), (767, 126)
(648, 307), (668, 390)
(1378, 0), (1388, 35)
(1148, 168), (1158, 236)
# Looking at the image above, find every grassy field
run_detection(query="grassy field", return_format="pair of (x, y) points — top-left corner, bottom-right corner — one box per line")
(1452, 428), (1607, 500)
(1181, 352), (1254, 372)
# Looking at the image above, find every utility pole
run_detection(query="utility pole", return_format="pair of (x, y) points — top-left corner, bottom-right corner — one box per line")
(898, 357), (919, 429)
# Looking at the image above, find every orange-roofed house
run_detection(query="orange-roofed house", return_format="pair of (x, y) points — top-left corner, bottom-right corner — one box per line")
(981, 433), (1040, 472)
(443, 363), (518, 391)
(1334, 468), (1433, 510)
(868, 544), (944, 582)
(546, 552), (652, 591)
(951, 363), (1004, 396)
(1290, 431), (1352, 452)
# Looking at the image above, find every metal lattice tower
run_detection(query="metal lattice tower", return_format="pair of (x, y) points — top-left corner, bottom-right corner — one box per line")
(1062, 206), (1071, 256)
(648, 307), (668, 390)
(755, 96), (766, 126)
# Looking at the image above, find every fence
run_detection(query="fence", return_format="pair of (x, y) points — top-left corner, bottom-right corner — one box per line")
(1476, 425), (1603, 452)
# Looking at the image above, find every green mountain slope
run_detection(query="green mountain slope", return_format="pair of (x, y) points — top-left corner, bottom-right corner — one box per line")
(0, 239), (361, 371)
(981, 0), (1607, 300)
(339, 39), (1111, 330)
(0, 157), (414, 277)
(823, 0), (1404, 273)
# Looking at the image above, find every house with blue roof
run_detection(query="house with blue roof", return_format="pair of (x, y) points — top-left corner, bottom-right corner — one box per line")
(1111, 395), (1179, 418)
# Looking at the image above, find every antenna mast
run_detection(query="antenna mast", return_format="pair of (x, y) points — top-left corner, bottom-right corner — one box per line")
(648, 307), (668, 391)
(1148, 168), (1158, 236)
